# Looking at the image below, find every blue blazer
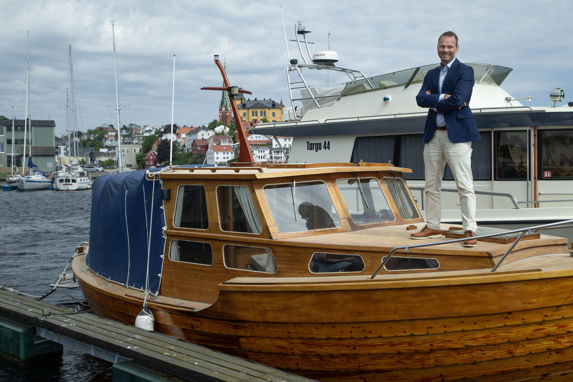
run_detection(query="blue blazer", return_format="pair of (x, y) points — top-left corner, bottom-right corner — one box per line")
(416, 59), (480, 143)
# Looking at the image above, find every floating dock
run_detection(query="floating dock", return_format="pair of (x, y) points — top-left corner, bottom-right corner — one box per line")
(0, 287), (314, 382)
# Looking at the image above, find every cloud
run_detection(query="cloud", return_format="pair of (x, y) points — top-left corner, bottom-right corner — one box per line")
(1, 0), (572, 135)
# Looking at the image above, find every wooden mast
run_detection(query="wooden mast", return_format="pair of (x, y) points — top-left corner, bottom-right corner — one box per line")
(202, 55), (254, 164)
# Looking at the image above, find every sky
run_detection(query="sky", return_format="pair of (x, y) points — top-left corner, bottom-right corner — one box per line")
(1, 0), (572, 137)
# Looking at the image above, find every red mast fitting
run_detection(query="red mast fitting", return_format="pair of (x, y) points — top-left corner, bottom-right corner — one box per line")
(201, 55), (255, 164)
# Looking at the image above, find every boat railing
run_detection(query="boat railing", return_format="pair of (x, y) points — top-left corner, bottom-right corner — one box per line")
(409, 186), (520, 209)
(370, 218), (573, 279)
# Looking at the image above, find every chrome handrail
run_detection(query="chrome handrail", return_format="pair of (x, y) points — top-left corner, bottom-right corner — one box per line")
(370, 219), (573, 279)
(409, 186), (520, 209)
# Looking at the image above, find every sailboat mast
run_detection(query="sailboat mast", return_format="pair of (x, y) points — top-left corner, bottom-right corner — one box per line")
(112, 20), (123, 172)
(169, 54), (176, 167)
(21, 31), (30, 175)
(68, 44), (79, 158)
(10, 106), (15, 175)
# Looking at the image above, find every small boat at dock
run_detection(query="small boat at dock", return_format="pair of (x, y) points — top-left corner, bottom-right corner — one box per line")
(73, 56), (573, 381)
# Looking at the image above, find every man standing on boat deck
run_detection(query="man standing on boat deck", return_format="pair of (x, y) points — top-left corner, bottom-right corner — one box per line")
(412, 31), (480, 247)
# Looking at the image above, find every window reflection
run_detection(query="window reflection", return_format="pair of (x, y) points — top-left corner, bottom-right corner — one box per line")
(223, 245), (276, 273)
(264, 181), (340, 233)
(385, 177), (420, 219)
(337, 177), (394, 224)
(540, 130), (573, 179)
(495, 131), (528, 180)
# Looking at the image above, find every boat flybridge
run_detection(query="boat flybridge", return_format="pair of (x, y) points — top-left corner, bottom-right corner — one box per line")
(255, 23), (573, 238)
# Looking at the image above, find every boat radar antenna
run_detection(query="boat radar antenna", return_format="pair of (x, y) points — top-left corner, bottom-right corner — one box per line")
(284, 23), (372, 120)
(201, 55), (255, 164)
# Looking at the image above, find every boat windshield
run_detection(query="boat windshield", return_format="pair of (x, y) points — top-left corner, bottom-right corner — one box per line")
(264, 180), (341, 233)
(336, 177), (395, 225)
(340, 63), (513, 96)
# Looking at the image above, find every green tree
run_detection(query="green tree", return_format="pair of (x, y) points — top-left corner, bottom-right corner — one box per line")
(135, 131), (161, 168)
(81, 126), (108, 151)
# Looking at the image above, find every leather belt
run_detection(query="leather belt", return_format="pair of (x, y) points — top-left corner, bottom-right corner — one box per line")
(436, 125), (447, 131)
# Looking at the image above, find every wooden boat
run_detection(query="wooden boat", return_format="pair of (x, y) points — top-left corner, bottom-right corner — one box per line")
(72, 57), (573, 381)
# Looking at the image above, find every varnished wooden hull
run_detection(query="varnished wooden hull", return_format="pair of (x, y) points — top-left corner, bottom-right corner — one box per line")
(73, 253), (573, 381)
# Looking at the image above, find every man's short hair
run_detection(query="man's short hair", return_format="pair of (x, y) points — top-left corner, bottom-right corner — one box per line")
(438, 31), (458, 46)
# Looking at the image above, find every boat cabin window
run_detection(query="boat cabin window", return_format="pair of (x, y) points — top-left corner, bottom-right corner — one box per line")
(383, 256), (439, 271)
(351, 132), (491, 181)
(174, 185), (208, 229)
(336, 177), (394, 224)
(539, 129), (573, 179)
(495, 130), (528, 180)
(264, 181), (341, 233)
(223, 244), (277, 273)
(169, 240), (212, 265)
(309, 253), (365, 273)
(384, 177), (420, 219)
(216, 185), (263, 234)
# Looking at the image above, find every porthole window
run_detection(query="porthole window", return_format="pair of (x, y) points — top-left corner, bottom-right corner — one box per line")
(223, 245), (276, 273)
(309, 253), (365, 273)
(169, 240), (212, 266)
(383, 256), (439, 271)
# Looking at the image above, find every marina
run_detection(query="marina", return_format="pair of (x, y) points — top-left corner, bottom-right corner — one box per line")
(1, 12), (573, 382)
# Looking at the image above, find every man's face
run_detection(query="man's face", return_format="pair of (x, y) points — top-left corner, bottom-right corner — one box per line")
(437, 36), (458, 65)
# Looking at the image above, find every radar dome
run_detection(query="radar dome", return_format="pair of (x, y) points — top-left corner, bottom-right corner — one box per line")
(312, 51), (339, 66)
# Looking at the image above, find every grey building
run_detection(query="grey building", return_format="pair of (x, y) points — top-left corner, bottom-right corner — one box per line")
(0, 118), (56, 173)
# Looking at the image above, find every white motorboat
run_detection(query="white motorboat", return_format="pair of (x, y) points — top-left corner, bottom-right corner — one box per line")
(53, 165), (91, 191)
(53, 164), (91, 191)
(255, 23), (573, 239)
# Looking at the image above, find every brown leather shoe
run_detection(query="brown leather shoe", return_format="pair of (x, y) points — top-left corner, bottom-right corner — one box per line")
(410, 225), (442, 240)
(463, 230), (477, 247)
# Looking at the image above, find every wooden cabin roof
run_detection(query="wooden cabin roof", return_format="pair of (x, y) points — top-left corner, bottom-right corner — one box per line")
(157, 162), (412, 181)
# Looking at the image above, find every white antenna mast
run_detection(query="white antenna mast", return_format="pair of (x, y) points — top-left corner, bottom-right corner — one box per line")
(280, 6), (291, 62)
(112, 20), (123, 172)
(169, 54), (176, 167)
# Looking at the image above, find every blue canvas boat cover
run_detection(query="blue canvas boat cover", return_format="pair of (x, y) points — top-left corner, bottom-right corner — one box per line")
(86, 170), (165, 294)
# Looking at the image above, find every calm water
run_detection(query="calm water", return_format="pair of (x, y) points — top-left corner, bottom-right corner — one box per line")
(0, 189), (112, 382)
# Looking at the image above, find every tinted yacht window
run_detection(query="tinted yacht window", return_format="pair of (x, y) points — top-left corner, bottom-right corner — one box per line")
(495, 131), (528, 180)
(539, 129), (573, 179)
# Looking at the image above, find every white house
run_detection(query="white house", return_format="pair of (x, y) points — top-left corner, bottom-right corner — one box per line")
(251, 145), (271, 163)
(186, 126), (216, 151)
(270, 136), (292, 163)
(206, 144), (235, 165)
(142, 125), (157, 136)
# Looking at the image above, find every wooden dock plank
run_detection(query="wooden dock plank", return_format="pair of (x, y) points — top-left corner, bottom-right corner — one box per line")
(0, 288), (314, 382)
